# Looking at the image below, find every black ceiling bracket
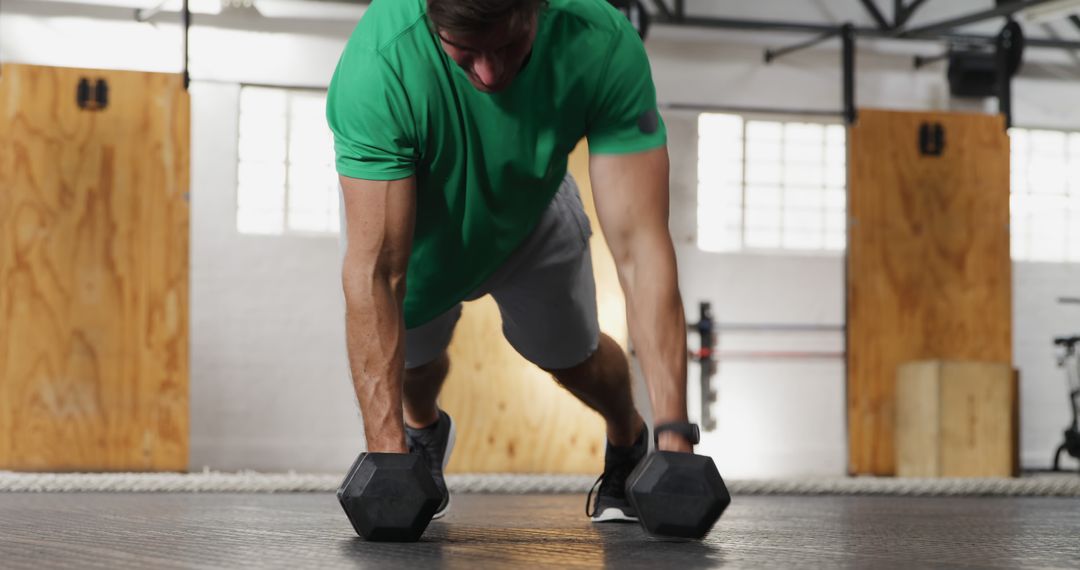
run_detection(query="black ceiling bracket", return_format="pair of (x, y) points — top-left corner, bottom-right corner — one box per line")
(899, 0), (1056, 38)
(860, 0), (891, 30)
(997, 20), (1021, 129)
(897, 0), (930, 28)
(843, 23), (858, 125)
(183, 0), (190, 90)
(764, 28), (843, 63)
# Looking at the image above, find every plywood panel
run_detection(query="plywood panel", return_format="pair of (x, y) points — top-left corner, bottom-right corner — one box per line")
(939, 362), (1014, 477)
(895, 361), (941, 478)
(441, 141), (625, 473)
(896, 360), (1015, 478)
(847, 109), (1011, 475)
(0, 64), (189, 471)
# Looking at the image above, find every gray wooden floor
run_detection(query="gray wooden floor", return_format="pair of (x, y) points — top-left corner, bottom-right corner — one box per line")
(1, 493), (1079, 569)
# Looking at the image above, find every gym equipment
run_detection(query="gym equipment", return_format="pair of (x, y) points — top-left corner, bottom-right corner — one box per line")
(1052, 335), (1080, 473)
(687, 302), (717, 431)
(337, 452), (442, 541)
(626, 423), (731, 539)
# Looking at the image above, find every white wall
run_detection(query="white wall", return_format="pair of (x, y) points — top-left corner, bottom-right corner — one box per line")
(189, 82), (362, 472)
(4, 2), (1079, 475)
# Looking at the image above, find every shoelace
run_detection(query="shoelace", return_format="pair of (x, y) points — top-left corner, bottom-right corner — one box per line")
(407, 433), (439, 469)
(585, 462), (633, 518)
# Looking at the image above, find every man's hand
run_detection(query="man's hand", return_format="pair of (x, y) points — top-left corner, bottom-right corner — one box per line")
(340, 174), (417, 454)
(589, 146), (692, 454)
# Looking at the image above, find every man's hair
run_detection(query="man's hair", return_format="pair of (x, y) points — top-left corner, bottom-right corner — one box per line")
(427, 0), (547, 36)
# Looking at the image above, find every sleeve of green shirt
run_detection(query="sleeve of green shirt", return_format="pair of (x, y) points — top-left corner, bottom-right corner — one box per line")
(585, 21), (667, 155)
(326, 50), (418, 181)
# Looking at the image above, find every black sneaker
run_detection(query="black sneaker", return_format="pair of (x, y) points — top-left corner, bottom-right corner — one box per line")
(405, 409), (456, 520)
(586, 426), (648, 523)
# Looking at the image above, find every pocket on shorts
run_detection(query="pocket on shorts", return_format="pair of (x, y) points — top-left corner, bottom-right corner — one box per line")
(560, 176), (593, 248)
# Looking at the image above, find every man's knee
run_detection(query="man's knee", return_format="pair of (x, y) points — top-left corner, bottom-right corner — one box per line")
(549, 333), (622, 387)
(405, 351), (450, 386)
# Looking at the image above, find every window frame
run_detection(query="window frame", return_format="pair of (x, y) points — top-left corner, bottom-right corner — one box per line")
(696, 111), (848, 257)
(235, 84), (340, 238)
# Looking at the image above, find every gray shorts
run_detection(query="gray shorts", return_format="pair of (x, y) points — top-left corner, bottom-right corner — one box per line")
(404, 175), (600, 371)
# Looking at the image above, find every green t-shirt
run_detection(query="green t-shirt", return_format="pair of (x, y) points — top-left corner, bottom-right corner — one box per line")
(327, 0), (666, 328)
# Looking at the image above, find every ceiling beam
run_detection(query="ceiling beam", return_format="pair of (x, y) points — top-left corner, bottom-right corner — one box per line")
(650, 15), (1080, 49)
(899, 0), (930, 27)
(859, 0), (891, 30)
(899, 0), (1057, 37)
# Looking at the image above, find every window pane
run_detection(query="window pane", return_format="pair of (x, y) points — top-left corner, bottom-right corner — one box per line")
(745, 159), (780, 185)
(825, 231), (846, 251)
(784, 230), (824, 250)
(289, 93), (334, 165)
(698, 115), (847, 255)
(784, 143), (824, 166)
(785, 122), (824, 145)
(784, 208), (823, 232)
(699, 113), (743, 139)
(747, 121), (782, 142)
(746, 140), (782, 162)
(1030, 130), (1067, 155)
(746, 206), (780, 229)
(746, 185), (781, 209)
(784, 163), (824, 188)
(239, 87), (287, 163)
(826, 124), (846, 147)
(785, 187), (824, 210)
(699, 159), (743, 185)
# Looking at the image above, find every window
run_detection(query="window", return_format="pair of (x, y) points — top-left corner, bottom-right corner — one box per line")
(697, 114), (847, 254)
(237, 86), (339, 236)
(1010, 128), (1080, 263)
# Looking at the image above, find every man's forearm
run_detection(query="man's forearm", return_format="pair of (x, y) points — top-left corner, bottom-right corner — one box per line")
(617, 238), (690, 449)
(344, 271), (409, 453)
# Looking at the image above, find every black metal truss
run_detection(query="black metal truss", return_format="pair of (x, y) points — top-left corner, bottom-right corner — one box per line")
(649, 0), (1080, 52)
(860, 0), (890, 30)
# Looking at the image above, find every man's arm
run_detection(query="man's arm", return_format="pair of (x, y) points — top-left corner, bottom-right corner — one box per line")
(589, 146), (692, 453)
(340, 174), (417, 453)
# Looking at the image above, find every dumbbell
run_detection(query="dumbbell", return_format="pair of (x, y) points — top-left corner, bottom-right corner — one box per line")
(626, 424), (731, 539)
(337, 452), (442, 541)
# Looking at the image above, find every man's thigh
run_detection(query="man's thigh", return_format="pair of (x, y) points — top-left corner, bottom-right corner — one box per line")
(489, 176), (600, 371)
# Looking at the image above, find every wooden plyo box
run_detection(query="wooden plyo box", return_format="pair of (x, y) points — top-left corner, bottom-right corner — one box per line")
(895, 361), (1018, 478)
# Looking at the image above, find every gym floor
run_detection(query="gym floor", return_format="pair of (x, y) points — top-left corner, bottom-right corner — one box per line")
(2, 493), (1079, 569)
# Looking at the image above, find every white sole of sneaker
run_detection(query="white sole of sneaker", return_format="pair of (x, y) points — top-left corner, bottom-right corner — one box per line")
(590, 507), (638, 523)
(431, 416), (456, 521)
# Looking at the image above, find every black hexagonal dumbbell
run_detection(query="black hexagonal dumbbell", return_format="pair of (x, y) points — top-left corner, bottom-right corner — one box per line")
(625, 451), (731, 539)
(337, 452), (442, 541)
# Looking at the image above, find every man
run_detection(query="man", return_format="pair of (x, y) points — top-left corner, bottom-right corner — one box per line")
(327, 0), (693, 523)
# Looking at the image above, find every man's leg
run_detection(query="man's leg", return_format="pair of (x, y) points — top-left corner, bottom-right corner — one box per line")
(400, 306), (462, 519)
(487, 175), (649, 521)
(548, 334), (644, 447)
(403, 351), (449, 429)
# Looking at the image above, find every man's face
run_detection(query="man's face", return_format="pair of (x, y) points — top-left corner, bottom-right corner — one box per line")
(437, 14), (538, 93)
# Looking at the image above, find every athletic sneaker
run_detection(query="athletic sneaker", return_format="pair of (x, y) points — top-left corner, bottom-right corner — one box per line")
(587, 426), (648, 523)
(405, 409), (456, 519)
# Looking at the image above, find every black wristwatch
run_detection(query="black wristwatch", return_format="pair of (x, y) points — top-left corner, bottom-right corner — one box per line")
(653, 422), (701, 447)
